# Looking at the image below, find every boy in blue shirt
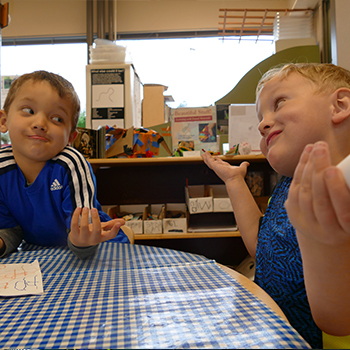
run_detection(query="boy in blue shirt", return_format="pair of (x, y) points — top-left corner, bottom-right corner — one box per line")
(202, 63), (350, 348)
(0, 70), (129, 259)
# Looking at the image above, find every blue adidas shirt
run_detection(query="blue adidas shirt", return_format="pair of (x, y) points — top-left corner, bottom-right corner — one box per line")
(0, 146), (128, 246)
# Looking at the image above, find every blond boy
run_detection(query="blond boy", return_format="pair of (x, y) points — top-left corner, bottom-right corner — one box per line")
(202, 63), (350, 348)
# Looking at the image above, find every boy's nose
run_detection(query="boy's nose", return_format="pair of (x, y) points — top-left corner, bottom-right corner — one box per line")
(32, 113), (47, 132)
(258, 114), (273, 136)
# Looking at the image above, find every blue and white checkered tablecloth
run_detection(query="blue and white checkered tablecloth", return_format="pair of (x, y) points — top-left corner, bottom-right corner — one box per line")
(0, 242), (310, 349)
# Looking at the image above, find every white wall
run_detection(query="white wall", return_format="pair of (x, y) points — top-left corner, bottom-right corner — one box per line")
(331, 0), (350, 71)
(3, 0), (86, 40)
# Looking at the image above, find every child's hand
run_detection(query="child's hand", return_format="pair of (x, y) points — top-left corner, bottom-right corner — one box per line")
(201, 151), (249, 184)
(69, 207), (125, 247)
(286, 141), (350, 245)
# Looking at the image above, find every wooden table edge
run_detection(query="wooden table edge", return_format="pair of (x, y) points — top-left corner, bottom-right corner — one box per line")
(218, 263), (288, 322)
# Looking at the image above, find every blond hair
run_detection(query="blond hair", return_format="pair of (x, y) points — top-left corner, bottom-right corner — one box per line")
(256, 63), (350, 101)
(3, 70), (80, 132)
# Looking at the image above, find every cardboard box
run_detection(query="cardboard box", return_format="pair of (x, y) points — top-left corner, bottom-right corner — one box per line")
(185, 185), (213, 214)
(143, 84), (168, 128)
(107, 204), (146, 234)
(210, 185), (233, 212)
(163, 203), (188, 233)
(143, 204), (164, 234)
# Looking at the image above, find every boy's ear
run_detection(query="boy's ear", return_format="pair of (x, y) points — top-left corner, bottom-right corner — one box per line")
(68, 130), (78, 145)
(0, 110), (9, 133)
(331, 88), (350, 124)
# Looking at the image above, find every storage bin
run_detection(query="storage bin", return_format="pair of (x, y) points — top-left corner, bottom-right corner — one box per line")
(163, 203), (188, 233)
(107, 204), (146, 234)
(185, 185), (213, 214)
(143, 204), (164, 234)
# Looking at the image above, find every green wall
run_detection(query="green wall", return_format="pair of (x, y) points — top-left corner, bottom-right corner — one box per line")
(215, 45), (320, 105)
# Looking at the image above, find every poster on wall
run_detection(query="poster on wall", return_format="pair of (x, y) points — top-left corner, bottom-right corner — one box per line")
(170, 106), (218, 154)
(90, 68), (125, 129)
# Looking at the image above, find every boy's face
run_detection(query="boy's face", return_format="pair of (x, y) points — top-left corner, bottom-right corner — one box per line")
(256, 72), (334, 177)
(0, 80), (77, 167)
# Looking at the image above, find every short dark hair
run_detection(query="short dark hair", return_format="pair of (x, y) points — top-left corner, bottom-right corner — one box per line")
(3, 70), (81, 132)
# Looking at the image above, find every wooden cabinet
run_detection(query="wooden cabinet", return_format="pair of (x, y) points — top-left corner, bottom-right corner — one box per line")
(89, 155), (276, 265)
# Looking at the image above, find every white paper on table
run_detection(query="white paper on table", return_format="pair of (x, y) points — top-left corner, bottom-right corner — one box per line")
(0, 259), (44, 296)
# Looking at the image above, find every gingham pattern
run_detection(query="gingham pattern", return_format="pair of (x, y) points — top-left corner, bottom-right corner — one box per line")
(0, 242), (310, 349)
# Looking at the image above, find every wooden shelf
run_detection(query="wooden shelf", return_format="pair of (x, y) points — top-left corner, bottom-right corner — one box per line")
(88, 153), (267, 170)
(135, 230), (241, 240)
(90, 153), (274, 266)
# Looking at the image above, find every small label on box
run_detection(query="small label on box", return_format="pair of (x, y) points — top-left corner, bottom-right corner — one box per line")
(144, 220), (163, 234)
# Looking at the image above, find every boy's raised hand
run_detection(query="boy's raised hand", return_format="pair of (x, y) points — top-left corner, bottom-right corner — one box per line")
(69, 207), (125, 247)
(286, 141), (350, 245)
(201, 151), (249, 184)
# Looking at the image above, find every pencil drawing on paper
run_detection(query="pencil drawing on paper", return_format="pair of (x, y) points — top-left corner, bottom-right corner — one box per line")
(0, 259), (44, 296)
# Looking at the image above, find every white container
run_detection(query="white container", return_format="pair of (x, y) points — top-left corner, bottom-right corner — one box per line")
(185, 185), (213, 214)
(89, 44), (126, 64)
(143, 204), (164, 234)
(337, 154), (350, 189)
(211, 185), (233, 212)
(229, 104), (261, 154)
(107, 204), (146, 234)
(163, 203), (188, 233)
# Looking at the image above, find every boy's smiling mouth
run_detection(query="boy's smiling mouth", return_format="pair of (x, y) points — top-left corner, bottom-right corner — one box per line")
(266, 130), (282, 146)
(28, 134), (48, 142)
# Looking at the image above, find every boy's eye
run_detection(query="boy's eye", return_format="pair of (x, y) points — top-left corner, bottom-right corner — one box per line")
(52, 116), (63, 123)
(22, 107), (34, 114)
(274, 98), (285, 111)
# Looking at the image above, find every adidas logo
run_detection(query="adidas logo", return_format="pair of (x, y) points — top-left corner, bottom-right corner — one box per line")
(50, 179), (63, 191)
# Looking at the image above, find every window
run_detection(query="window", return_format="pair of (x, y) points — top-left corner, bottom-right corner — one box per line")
(121, 37), (274, 108)
(1, 37), (273, 110)
(1, 36), (273, 145)
(1, 43), (88, 111)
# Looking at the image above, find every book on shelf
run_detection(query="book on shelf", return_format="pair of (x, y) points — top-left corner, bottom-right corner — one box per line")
(72, 126), (106, 159)
(170, 106), (219, 154)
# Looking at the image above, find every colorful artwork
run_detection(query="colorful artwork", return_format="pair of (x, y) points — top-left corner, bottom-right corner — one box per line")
(106, 127), (172, 158)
